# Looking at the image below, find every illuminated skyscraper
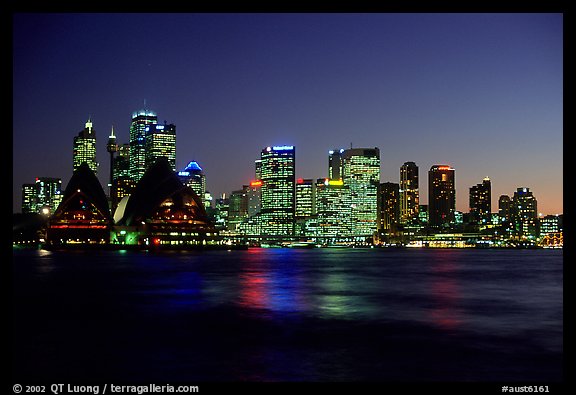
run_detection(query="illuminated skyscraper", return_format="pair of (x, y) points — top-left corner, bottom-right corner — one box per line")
(328, 148), (345, 181)
(342, 148), (380, 237)
(399, 162), (419, 224)
(106, 126), (119, 198)
(428, 165), (456, 229)
(260, 145), (296, 236)
(178, 161), (206, 200)
(314, 178), (351, 239)
(22, 178), (63, 215)
(73, 118), (98, 175)
(511, 187), (538, 239)
(145, 122), (176, 171)
(296, 178), (316, 218)
(111, 143), (135, 212)
(21, 184), (36, 213)
(379, 182), (400, 233)
(129, 109), (158, 183)
(469, 177), (491, 224)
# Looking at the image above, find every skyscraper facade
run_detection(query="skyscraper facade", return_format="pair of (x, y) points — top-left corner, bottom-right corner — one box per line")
(399, 161), (419, 224)
(342, 148), (380, 237)
(111, 143), (134, 212)
(129, 109), (158, 183)
(178, 161), (206, 198)
(313, 178), (351, 239)
(295, 178), (316, 218)
(428, 165), (456, 229)
(511, 187), (538, 239)
(328, 148), (345, 181)
(469, 177), (492, 225)
(22, 178), (63, 215)
(379, 182), (400, 233)
(145, 122), (176, 171)
(259, 145), (296, 236)
(73, 118), (98, 175)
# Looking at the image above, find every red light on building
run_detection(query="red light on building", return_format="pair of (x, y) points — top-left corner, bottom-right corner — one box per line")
(297, 178), (304, 184)
(250, 180), (262, 187)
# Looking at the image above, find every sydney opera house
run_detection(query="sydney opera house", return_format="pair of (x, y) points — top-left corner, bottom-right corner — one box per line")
(45, 159), (218, 248)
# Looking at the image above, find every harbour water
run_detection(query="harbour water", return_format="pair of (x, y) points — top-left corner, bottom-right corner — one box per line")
(12, 248), (563, 383)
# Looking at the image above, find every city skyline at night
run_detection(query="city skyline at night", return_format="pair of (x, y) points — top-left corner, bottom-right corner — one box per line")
(13, 13), (563, 216)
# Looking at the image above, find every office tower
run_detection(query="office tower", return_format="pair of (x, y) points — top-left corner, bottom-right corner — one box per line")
(314, 178), (351, 238)
(73, 118), (98, 174)
(342, 147), (380, 237)
(111, 143), (135, 212)
(145, 122), (176, 171)
(22, 178), (63, 215)
(228, 187), (249, 231)
(260, 145), (296, 236)
(21, 184), (37, 213)
(469, 177), (492, 224)
(512, 187), (538, 239)
(129, 108), (158, 183)
(428, 165), (456, 230)
(106, 126), (119, 197)
(539, 214), (562, 236)
(247, 180), (262, 218)
(178, 160), (206, 201)
(498, 195), (512, 222)
(296, 178), (316, 218)
(328, 148), (345, 180)
(418, 204), (429, 224)
(379, 182), (400, 233)
(255, 159), (262, 180)
(399, 162), (419, 224)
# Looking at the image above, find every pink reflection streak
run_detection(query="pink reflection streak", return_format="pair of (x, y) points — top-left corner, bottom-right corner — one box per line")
(429, 257), (463, 331)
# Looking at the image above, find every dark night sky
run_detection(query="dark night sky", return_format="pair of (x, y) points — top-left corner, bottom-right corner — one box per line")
(12, 13), (563, 215)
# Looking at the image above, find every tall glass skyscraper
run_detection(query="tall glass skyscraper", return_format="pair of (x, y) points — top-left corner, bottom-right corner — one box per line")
(260, 145), (296, 236)
(342, 147), (380, 237)
(129, 109), (158, 183)
(295, 178), (316, 218)
(328, 148), (345, 181)
(428, 165), (456, 229)
(145, 122), (176, 171)
(512, 187), (538, 239)
(178, 161), (206, 202)
(73, 118), (98, 175)
(469, 177), (492, 224)
(400, 161), (419, 224)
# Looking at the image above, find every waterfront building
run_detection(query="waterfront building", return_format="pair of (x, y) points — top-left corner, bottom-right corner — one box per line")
(259, 145), (296, 236)
(379, 182), (400, 234)
(428, 165), (456, 230)
(247, 180), (262, 218)
(145, 122), (176, 171)
(342, 147), (380, 238)
(113, 158), (214, 246)
(296, 178), (316, 218)
(129, 108), (158, 183)
(399, 162), (419, 224)
(22, 178), (63, 216)
(469, 177), (492, 225)
(313, 178), (351, 239)
(46, 163), (111, 245)
(511, 187), (538, 240)
(418, 204), (428, 225)
(539, 214), (562, 235)
(21, 184), (36, 214)
(228, 187), (249, 231)
(178, 161), (206, 200)
(73, 118), (98, 175)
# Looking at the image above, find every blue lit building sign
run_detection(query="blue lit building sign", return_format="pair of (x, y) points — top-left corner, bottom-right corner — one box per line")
(178, 171), (191, 177)
(272, 145), (294, 151)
